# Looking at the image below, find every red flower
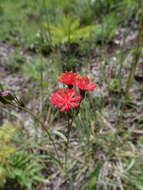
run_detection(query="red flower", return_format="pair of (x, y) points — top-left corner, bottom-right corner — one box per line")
(51, 88), (82, 112)
(74, 76), (97, 91)
(58, 72), (78, 87)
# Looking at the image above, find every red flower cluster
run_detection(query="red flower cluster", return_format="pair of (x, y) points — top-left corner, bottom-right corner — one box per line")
(51, 72), (97, 112)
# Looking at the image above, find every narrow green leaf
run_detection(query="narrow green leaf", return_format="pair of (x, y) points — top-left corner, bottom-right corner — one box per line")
(52, 130), (68, 142)
(87, 162), (102, 190)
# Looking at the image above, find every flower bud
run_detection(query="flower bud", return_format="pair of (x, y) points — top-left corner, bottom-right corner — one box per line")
(0, 91), (15, 104)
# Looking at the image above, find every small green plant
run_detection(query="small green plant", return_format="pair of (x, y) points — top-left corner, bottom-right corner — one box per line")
(44, 16), (96, 47)
(44, 16), (96, 71)
(7, 152), (45, 190)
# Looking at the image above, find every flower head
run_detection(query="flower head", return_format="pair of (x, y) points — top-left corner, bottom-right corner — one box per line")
(51, 88), (82, 112)
(74, 76), (97, 91)
(58, 72), (78, 87)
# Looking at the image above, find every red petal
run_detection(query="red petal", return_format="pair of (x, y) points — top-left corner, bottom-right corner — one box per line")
(69, 102), (80, 108)
(71, 95), (82, 102)
(65, 89), (76, 98)
(60, 104), (71, 112)
(87, 83), (97, 90)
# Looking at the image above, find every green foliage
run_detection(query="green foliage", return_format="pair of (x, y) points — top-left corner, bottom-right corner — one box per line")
(44, 16), (96, 46)
(124, 159), (143, 190)
(0, 0), (44, 46)
(62, 55), (81, 72)
(0, 124), (45, 190)
(0, 0), (141, 49)
(0, 124), (17, 185)
(23, 56), (49, 87)
(0, 124), (17, 164)
(8, 152), (45, 190)
(95, 14), (118, 42)
(44, 16), (96, 71)
(109, 78), (121, 93)
(86, 162), (102, 190)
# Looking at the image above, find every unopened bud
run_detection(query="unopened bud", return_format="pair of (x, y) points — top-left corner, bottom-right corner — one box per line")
(0, 91), (15, 104)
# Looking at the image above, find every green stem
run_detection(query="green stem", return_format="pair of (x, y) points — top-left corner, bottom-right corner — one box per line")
(64, 115), (73, 171)
(40, 57), (44, 115)
(0, 83), (4, 91)
(125, 8), (143, 95)
(64, 114), (74, 190)
(10, 102), (60, 159)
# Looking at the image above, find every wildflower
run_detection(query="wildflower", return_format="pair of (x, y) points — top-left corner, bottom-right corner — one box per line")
(74, 76), (97, 91)
(58, 72), (78, 87)
(0, 91), (15, 104)
(51, 88), (82, 112)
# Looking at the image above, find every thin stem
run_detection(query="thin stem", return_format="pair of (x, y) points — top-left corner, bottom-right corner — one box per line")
(64, 117), (72, 171)
(10, 102), (60, 159)
(125, 10), (143, 95)
(0, 83), (4, 91)
(40, 58), (44, 115)
(64, 116), (73, 171)
(64, 113), (74, 190)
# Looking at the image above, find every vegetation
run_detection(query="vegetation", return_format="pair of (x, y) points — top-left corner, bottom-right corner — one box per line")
(0, 0), (143, 189)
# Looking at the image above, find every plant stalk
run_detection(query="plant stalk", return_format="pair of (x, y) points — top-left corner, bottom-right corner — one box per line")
(64, 115), (73, 171)
(125, 10), (143, 95)
(10, 102), (60, 159)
